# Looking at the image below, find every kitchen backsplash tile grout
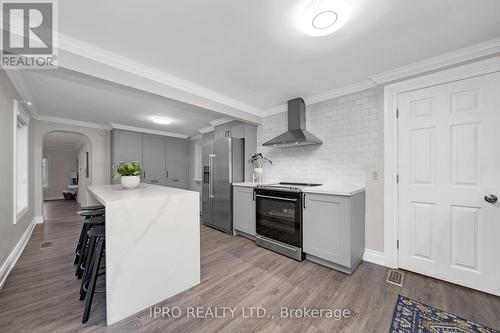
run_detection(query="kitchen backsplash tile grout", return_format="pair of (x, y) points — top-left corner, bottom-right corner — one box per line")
(256, 88), (379, 185)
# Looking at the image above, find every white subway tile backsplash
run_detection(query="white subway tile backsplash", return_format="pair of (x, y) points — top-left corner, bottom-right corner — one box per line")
(256, 88), (380, 186)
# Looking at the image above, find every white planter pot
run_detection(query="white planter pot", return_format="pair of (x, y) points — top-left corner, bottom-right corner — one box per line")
(254, 168), (264, 176)
(253, 167), (264, 183)
(121, 176), (140, 189)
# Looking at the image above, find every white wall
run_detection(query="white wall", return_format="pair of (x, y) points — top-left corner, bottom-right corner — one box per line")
(33, 120), (111, 216)
(257, 88), (385, 252)
(43, 148), (78, 200)
(0, 70), (36, 284)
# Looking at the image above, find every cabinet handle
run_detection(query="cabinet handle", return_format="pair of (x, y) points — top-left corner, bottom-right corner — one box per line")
(303, 194), (306, 209)
(166, 170), (169, 178)
(253, 190), (256, 201)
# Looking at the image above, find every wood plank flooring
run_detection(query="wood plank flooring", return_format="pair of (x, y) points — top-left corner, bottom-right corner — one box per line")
(1, 200), (499, 333)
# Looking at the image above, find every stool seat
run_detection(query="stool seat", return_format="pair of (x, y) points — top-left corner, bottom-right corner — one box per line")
(80, 205), (105, 211)
(87, 225), (105, 237)
(78, 209), (105, 217)
(84, 215), (105, 226)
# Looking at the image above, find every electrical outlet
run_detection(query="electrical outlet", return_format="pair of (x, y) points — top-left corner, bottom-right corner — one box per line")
(372, 170), (378, 180)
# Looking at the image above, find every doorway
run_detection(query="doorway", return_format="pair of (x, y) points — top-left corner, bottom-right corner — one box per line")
(396, 71), (500, 296)
(42, 131), (91, 212)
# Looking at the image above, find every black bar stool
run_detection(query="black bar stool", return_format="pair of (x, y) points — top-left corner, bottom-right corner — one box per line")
(81, 225), (106, 323)
(75, 215), (105, 279)
(74, 207), (105, 264)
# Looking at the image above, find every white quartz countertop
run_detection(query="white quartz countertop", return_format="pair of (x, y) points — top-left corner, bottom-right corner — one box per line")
(232, 182), (364, 196)
(301, 184), (365, 196)
(88, 183), (196, 204)
(232, 182), (266, 188)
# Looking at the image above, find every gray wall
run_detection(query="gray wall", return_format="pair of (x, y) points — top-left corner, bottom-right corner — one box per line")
(0, 69), (35, 273)
(33, 120), (111, 217)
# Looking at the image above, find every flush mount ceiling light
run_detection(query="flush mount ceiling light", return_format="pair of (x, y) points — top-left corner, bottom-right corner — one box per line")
(301, 0), (351, 37)
(153, 117), (172, 125)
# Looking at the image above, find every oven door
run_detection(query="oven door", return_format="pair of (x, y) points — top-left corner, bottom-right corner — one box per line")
(255, 190), (302, 248)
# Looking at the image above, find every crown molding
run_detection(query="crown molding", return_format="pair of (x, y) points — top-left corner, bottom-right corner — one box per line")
(109, 123), (189, 139)
(198, 126), (215, 134)
(35, 115), (110, 130)
(57, 33), (263, 117)
(261, 79), (377, 117)
(188, 134), (203, 141)
(370, 37), (500, 84)
(305, 79), (377, 105)
(209, 118), (234, 126)
(5, 70), (41, 116)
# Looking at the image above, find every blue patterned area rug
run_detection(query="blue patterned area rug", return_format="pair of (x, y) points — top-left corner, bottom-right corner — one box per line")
(390, 295), (498, 333)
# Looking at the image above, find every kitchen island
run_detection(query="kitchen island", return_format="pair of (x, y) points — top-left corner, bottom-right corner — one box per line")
(87, 183), (200, 325)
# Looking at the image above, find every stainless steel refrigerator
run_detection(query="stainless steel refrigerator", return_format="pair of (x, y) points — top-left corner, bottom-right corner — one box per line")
(202, 137), (245, 234)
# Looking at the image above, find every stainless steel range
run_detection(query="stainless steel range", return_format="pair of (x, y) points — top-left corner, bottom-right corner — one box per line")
(254, 182), (321, 261)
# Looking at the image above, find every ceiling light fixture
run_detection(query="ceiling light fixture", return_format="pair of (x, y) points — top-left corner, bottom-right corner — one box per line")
(301, 0), (351, 37)
(153, 117), (172, 125)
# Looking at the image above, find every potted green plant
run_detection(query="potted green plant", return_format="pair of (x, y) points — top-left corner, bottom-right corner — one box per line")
(248, 153), (272, 181)
(113, 161), (142, 189)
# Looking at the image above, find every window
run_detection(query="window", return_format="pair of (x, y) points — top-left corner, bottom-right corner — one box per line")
(15, 113), (29, 219)
(42, 156), (49, 188)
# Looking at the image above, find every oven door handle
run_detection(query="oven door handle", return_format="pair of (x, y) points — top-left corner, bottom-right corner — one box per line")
(255, 194), (298, 202)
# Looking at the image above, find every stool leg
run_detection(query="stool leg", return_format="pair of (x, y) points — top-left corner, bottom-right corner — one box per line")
(82, 237), (104, 324)
(76, 225), (90, 278)
(79, 235), (96, 300)
(74, 222), (88, 264)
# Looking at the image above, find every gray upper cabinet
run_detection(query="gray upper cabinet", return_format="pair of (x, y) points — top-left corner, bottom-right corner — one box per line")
(111, 129), (143, 183)
(232, 186), (256, 238)
(213, 121), (257, 182)
(142, 134), (166, 185)
(303, 191), (365, 274)
(111, 129), (188, 189)
(113, 130), (143, 163)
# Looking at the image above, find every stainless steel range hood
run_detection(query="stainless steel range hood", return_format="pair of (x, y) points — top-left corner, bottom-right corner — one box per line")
(263, 98), (322, 148)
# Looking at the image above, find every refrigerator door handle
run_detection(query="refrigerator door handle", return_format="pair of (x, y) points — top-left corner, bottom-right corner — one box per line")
(228, 138), (232, 184)
(209, 154), (215, 198)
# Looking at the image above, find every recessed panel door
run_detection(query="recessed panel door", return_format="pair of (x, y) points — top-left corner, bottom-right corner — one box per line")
(398, 72), (500, 296)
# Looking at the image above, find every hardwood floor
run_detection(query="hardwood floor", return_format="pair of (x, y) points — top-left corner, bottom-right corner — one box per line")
(1, 200), (499, 333)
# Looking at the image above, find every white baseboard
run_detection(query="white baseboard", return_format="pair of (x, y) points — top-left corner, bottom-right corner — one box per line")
(34, 215), (44, 224)
(363, 248), (385, 267)
(0, 217), (38, 289)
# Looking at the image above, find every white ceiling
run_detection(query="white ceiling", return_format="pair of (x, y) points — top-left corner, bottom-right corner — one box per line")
(15, 69), (228, 136)
(57, 0), (500, 110)
(43, 131), (87, 150)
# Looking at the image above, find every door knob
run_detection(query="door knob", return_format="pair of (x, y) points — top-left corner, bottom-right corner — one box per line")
(484, 194), (498, 204)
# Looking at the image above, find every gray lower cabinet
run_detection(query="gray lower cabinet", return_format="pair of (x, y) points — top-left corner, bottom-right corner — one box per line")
(232, 186), (256, 239)
(303, 191), (365, 274)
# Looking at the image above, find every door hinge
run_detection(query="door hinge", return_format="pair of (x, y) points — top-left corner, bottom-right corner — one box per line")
(396, 109), (399, 118)
(396, 174), (399, 184)
(396, 240), (399, 249)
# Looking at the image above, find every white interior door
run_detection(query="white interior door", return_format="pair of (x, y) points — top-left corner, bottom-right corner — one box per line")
(398, 71), (500, 296)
